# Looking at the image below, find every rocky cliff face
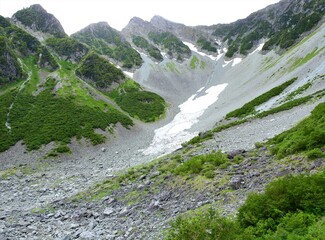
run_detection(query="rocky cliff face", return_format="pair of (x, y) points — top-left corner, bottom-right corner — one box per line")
(0, 37), (25, 86)
(11, 4), (66, 38)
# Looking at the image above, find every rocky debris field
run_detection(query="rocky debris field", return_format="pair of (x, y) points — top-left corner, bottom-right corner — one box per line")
(0, 100), (324, 240)
(1, 144), (324, 239)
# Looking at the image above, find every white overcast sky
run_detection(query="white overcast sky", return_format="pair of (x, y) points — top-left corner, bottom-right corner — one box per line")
(0, 0), (280, 35)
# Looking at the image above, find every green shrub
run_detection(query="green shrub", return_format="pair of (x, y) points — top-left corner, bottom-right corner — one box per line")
(76, 52), (125, 89)
(306, 148), (325, 159)
(46, 37), (89, 62)
(109, 79), (166, 122)
(148, 31), (191, 60)
(0, 77), (133, 152)
(197, 37), (217, 53)
(165, 208), (240, 240)
(164, 171), (325, 240)
(132, 35), (163, 61)
(269, 102), (325, 158)
(174, 151), (229, 176)
(238, 171), (325, 228)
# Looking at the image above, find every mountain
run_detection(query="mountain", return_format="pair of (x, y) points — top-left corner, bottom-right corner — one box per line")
(11, 4), (66, 38)
(207, 0), (325, 57)
(72, 22), (143, 69)
(0, 0), (325, 239)
(0, 7), (166, 153)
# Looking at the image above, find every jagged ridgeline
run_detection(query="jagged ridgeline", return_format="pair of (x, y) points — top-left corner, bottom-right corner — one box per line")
(71, 22), (143, 69)
(212, 0), (325, 57)
(0, 5), (166, 153)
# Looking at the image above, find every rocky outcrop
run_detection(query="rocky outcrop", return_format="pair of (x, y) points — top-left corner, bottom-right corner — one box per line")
(0, 37), (25, 86)
(11, 4), (66, 38)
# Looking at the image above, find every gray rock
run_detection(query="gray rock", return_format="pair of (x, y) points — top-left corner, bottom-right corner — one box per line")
(79, 231), (96, 239)
(103, 207), (114, 216)
(229, 176), (244, 190)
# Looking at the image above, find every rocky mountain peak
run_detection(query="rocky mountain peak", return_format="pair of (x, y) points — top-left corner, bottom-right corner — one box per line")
(11, 4), (66, 38)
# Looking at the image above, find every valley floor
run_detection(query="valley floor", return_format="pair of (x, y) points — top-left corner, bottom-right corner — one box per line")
(1, 98), (324, 239)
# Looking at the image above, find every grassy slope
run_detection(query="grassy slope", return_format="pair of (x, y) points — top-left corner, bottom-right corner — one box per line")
(0, 56), (133, 152)
(109, 79), (166, 122)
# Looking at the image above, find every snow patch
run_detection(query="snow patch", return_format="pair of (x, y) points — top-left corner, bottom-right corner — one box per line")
(141, 83), (228, 156)
(183, 42), (220, 61)
(123, 71), (134, 78)
(222, 58), (242, 67)
(249, 43), (265, 55)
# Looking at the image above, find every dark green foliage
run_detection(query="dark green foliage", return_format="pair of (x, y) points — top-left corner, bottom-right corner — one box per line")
(47, 144), (71, 157)
(114, 44), (143, 68)
(165, 208), (240, 240)
(148, 31), (191, 60)
(165, 171), (325, 240)
(46, 37), (89, 62)
(174, 151), (229, 176)
(109, 79), (166, 122)
(72, 23), (143, 69)
(269, 102), (325, 158)
(226, 77), (297, 119)
(263, 12), (323, 51)
(306, 148), (325, 159)
(12, 4), (66, 38)
(197, 37), (217, 53)
(132, 35), (163, 61)
(0, 78), (132, 152)
(225, 43), (238, 58)
(238, 172), (325, 228)
(0, 20), (58, 72)
(213, 1), (324, 56)
(37, 45), (59, 71)
(76, 52), (125, 90)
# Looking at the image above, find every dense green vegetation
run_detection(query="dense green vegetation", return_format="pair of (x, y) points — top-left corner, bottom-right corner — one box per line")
(46, 37), (89, 62)
(269, 102), (325, 158)
(12, 4), (66, 38)
(165, 171), (325, 239)
(226, 77), (297, 119)
(109, 79), (166, 122)
(132, 35), (163, 62)
(72, 23), (143, 68)
(0, 74), (132, 152)
(174, 151), (229, 178)
(148, 31), (191, 61)
(197, 37), (217, 53)
(76, 52), (125, 90)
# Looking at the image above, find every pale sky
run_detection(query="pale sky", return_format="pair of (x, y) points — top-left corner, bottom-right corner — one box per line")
(0, 0), (280, 35)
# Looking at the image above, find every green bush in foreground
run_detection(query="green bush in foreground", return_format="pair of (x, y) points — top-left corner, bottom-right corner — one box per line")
(165, 171), (325, 240)
(174, 151), (229, 176)
(269, 102), (325, 158)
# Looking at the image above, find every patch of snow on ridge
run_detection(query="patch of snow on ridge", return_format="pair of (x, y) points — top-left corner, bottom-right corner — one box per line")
(222, 58), (242, 67)
(249, 43), (265, 55)
(232, 58), (242, 66)
(123, 71), (134, 78)
(183, 42), (221, 61)
(141, 83), (228, 156)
